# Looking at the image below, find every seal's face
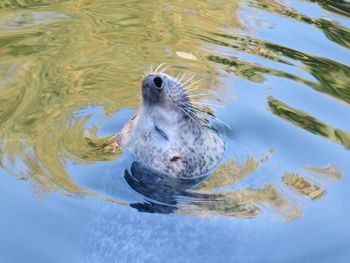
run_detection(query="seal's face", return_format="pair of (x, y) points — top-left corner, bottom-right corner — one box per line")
(141, 73), (194, 124)
(118, 72), (225, 177)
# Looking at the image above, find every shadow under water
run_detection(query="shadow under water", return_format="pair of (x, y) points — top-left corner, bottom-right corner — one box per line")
(120, 145), (341, 220)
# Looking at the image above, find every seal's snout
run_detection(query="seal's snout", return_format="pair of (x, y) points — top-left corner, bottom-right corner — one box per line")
(142, 75), (164, 105)
(142, 75), (164, 91)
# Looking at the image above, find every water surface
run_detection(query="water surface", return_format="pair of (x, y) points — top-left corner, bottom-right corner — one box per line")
(0, 0), (350, 262)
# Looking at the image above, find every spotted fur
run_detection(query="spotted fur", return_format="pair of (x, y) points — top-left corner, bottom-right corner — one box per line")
(117, 73), (225, 177)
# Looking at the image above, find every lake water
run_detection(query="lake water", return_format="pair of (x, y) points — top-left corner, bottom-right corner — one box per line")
(0, 0), (350, 262)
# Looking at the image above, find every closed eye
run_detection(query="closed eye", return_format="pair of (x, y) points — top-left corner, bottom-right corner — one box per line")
(155, 124), (168, 140)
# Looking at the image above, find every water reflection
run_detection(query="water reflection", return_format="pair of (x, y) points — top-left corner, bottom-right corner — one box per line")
(122, 147), (342, 220)
(268, 96), (350, 148)
(202, 32), (350, 105)
(0, 0), (348, 215)
(252, 0), (350, 49)
(0, 0), (240, 196)
(306, 0), (350, 18)
(0, 0), (349, 261)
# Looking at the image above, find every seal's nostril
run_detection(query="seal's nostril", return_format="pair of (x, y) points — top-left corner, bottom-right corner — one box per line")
(153, 76), (163, 88)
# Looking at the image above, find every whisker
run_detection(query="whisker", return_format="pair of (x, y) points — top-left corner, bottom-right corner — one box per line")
(186, 104), (232, 130)
(180, 107), (199, 125)
(183, 78), (203, 90)
(154, 63), (165, 74)
(190, 101), (225, 109)
(178, 73), (186, 83)
(181, 89), (189, 95)
(184, 105), (200, 113)
(144, 63), (171, 78)
(187, 93), (210, 98)
(149, 64), (154, 75)
(143, 70), (149, 78)
(181, 75), (195, 87)
(175, 74), (181, 82)
(185, 106), (231, 129)
(212, 116), (232, 130)
(184, 106), (199, 116)
(184, 102), (212, 113)
(182, 87), (198, 94)
(159, 64), (170, 74)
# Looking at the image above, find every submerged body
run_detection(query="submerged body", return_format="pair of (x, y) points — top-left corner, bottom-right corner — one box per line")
(117, 72), (225, 177)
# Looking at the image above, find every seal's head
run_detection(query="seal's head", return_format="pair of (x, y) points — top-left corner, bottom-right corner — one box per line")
(118, 72), (225, 177)
(141, 73), (198, 127)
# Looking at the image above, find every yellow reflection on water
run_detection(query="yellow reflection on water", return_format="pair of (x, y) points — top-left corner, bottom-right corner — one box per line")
(0, 0), (240, 198)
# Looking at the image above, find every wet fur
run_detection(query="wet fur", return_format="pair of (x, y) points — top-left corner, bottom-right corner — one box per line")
(117, 73), (225, 177)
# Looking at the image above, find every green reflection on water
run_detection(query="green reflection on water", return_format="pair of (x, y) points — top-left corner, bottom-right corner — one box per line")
(268, 96), (350, 149)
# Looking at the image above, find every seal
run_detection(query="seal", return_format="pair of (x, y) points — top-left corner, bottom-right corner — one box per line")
(116, 71), (225, 178)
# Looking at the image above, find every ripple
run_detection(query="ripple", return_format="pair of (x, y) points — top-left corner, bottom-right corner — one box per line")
(0, 0), (348, 224)
(0, 1), (349, 261)
(268, 95), (350, 149)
